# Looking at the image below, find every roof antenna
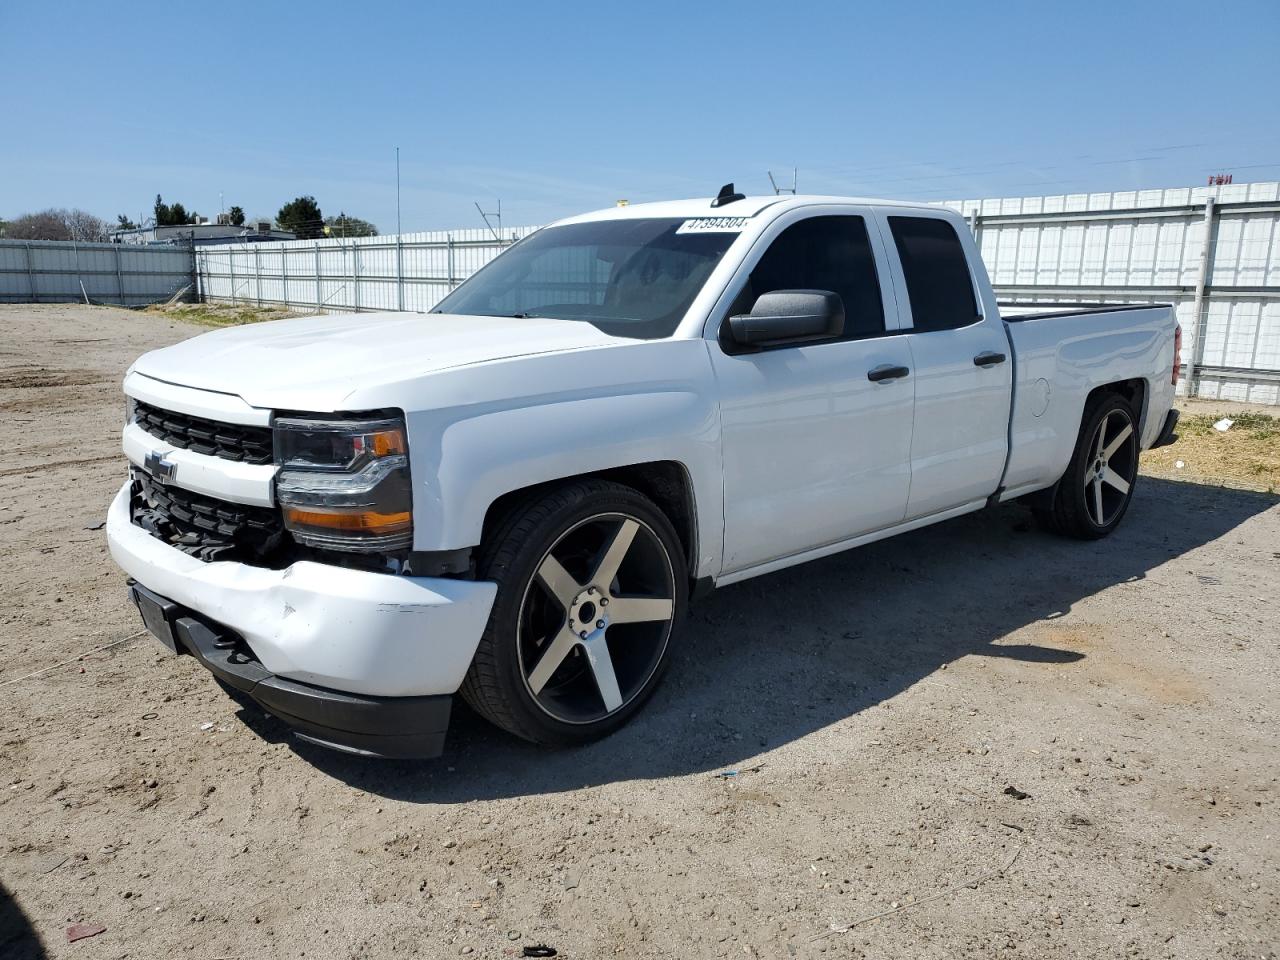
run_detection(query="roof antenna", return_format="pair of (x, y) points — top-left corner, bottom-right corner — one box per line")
(768, 168), (797, 195)
(710, 182), (746, 208)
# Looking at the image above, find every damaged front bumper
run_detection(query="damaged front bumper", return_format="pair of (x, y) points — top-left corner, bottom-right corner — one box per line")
(129, 581), (455, 757)
(106, 483), (497, 757)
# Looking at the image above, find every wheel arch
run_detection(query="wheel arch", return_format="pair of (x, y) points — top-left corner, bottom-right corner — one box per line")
(1087, 377), (1148, 434)
(1020, 377), (1148, 510)
(480, 460), (702, 580)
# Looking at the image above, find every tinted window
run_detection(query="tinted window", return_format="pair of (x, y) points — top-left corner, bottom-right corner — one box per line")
(432, 218), (737, 340)
(888, 216), (979, 332)
(729, 216), (885, 340)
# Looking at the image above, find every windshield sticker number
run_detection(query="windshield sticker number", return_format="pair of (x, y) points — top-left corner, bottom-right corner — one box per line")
(676, 217), (748, 234)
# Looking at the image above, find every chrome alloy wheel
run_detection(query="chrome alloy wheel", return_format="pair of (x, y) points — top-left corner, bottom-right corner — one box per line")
(517, 513), (676, 724)
(1084, 407), (1137, 527)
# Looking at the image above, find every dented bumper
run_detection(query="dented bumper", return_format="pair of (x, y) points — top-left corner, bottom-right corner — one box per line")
(128, 580), (456, 758)
(106, 483), (497, 699)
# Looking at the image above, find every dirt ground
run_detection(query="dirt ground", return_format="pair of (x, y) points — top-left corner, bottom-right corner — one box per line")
(1, 303), (1278, 960)
(1147, 402), (1278, 493)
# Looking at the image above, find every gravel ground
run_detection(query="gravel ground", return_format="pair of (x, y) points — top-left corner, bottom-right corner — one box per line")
(1, 304), (1278, 960)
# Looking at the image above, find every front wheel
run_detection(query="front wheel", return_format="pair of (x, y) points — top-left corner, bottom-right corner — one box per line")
(460, 480), (687, 746)
(1035, 392), (1140, 539)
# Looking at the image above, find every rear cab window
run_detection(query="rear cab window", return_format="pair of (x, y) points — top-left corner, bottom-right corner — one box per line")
(887, 216), (980, 332)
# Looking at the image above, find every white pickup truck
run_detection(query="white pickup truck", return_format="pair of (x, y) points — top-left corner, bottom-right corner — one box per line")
(108, 187), (1181, 758)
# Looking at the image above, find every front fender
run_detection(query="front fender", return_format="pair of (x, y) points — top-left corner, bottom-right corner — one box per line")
(407, 386), (723, 578)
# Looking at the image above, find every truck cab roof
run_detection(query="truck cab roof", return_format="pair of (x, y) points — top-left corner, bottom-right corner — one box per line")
(556, 194), (952, 227)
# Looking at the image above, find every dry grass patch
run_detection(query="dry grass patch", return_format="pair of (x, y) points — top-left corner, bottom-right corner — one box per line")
(1143, 410), (1280, 491)
(145, 302), (305, 328)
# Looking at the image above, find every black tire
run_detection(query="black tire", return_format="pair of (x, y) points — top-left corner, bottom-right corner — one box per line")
(1034, 391), (1140, 540)
(460, 479), (688, 746)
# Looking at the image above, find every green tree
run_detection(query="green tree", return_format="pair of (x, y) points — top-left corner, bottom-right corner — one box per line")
(117, 214), (137, 230)
(276, 196), (323, 239)
(324, 212), (378, 238)
(154, 195), (196, 226)
(228, 205), (245, 227)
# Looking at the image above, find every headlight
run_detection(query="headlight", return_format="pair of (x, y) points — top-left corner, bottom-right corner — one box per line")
(274, 414), (413, 553)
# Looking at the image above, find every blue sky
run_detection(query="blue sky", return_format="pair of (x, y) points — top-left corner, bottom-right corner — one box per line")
(2, 0), (1277, 232)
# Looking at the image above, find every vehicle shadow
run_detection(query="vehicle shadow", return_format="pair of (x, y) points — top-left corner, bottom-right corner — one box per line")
(0, 881), (46, 960)
(254, 476), (1277, 802)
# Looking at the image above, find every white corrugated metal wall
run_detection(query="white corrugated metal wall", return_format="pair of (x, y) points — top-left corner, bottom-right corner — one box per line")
(196, 181), (1280, 404)
(945, 181), (1280, 404)
(0, 239), (193, 306)
(196, 227), (540, 315)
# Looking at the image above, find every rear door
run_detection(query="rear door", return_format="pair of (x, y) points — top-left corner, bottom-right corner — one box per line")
(878, 213), (1011, 519)
(707, 208), (915, 574)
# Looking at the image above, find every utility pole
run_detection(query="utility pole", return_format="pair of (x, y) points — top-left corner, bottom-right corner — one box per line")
(394, 150), (404, 310)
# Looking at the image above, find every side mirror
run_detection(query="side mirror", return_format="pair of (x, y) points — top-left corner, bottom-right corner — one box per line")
(728, 290), (845, 348)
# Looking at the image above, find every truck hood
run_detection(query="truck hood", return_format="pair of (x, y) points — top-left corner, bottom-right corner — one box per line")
(131, 311), (624, 410)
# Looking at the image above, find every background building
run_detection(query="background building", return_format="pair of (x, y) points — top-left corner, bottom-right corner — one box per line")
(112, 220), (294, 245)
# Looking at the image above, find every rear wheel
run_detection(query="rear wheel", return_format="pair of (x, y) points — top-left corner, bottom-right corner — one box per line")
(460, 480), (687, 746)
(1035, 392), (1140, 539)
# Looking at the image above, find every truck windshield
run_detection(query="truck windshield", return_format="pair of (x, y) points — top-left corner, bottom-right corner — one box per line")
(431, 218), (739, 339)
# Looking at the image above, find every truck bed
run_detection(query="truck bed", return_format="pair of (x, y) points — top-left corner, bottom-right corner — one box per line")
(998, 301), (1178, 501)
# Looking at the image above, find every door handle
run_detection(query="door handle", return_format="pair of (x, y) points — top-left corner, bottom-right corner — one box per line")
(867, 364), (910, 383)
(973, 351), (1007, 367)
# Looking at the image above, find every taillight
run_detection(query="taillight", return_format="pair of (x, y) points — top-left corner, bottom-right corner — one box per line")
(1172, 324), (1182, 386)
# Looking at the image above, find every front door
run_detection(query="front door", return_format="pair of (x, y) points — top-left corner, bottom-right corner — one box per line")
(709, 210), (916, 575)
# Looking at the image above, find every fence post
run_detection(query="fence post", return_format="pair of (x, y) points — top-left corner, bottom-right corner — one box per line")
(396, 234), (404, 311)
(186, 238), (197, 304)
(351, 241), (359, 312)
(1187, 196), (1217, 397)
(447, 233), (455, 289)
(24, 242), (38, 302)
(114, 244), (125, 305)
(279, 244), (288, 309)
(314, 242), (321, 313)
(73, 240), (86, 303)
(968, 209), (980, 245)
(228, 246), (236, 304)
(254, 245), (262, 306)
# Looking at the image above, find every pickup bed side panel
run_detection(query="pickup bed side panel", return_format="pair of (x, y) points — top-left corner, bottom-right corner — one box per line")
(398, 339), (724, 579)
(1002, 307), (1177, 497)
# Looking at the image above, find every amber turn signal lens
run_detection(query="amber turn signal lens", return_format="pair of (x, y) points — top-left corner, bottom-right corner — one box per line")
(282, 506), (412, 534)
(367, 428), (406, 458)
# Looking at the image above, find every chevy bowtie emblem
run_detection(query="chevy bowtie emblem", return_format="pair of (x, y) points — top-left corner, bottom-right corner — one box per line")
(144, 450), (177, 483)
